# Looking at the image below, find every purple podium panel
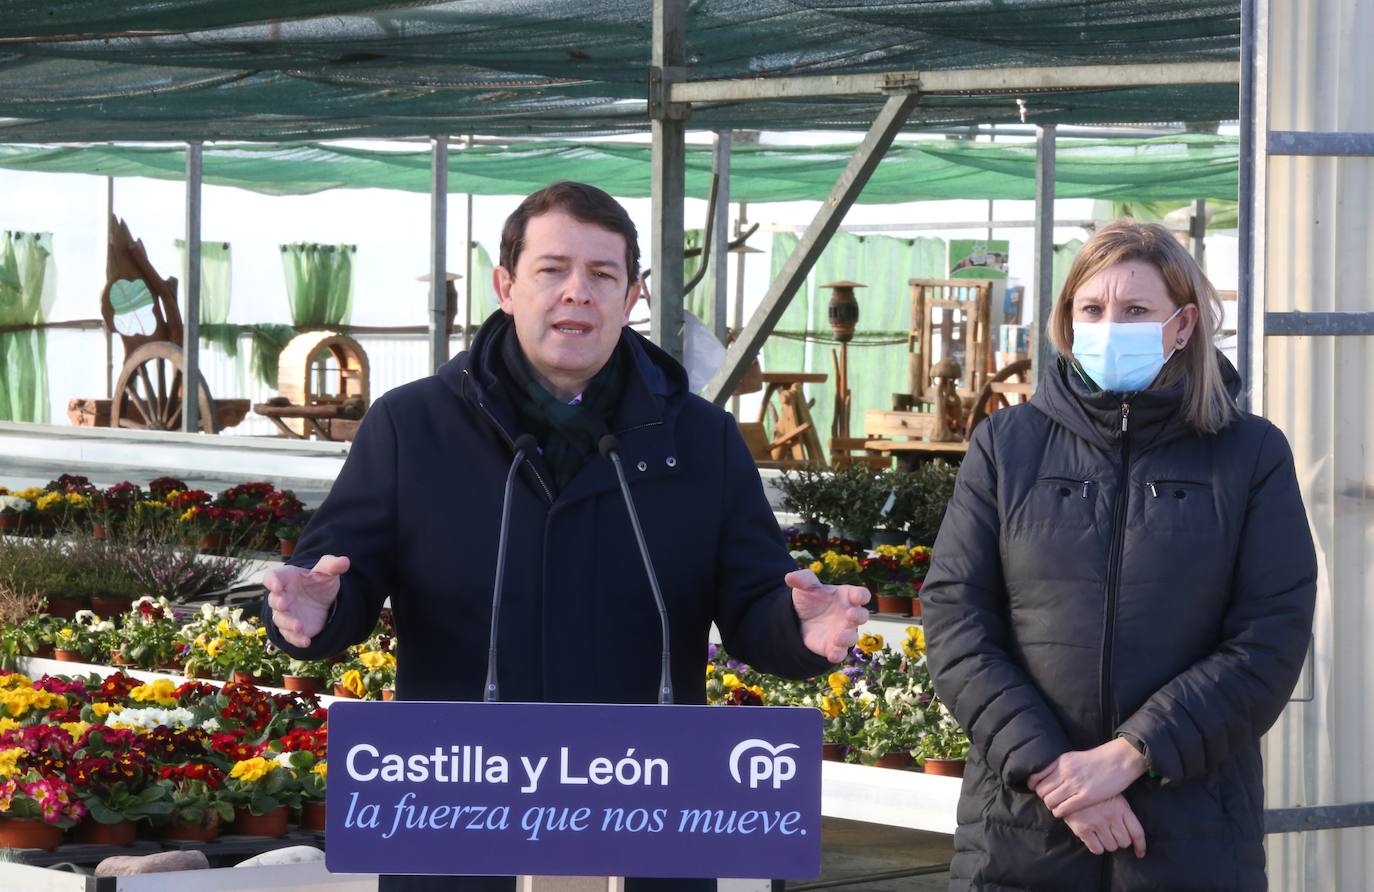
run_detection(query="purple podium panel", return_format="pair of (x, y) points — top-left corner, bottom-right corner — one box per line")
(325, 701), (822, 879)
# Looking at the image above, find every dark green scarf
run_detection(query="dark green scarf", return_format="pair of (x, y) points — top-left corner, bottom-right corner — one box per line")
(498, 323), (627, 494)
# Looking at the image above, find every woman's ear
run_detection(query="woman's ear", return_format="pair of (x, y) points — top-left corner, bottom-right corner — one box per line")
(1174, 303), (1201, 348)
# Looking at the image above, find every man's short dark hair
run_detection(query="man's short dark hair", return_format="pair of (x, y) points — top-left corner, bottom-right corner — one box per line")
(499, 181), (640, 283)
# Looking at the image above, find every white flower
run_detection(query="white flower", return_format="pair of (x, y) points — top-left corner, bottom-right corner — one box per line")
(102, 705), (195, 730)
(0, 496), (31, 514)
(200, 603), (216, 619)
(199, 717), (220, 733)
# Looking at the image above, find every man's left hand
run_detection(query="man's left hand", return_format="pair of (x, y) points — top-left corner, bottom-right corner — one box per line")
(787, 569), (871, 664)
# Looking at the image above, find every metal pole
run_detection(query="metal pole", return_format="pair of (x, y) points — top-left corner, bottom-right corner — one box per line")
(1031, 124), (1057, 390)
(105, 176), (114, 400)
(1236, 0), (1259, 413)
(1192, 198), (1207, 268)
(464, 134), (475, 352)
(711, 131), (732, 344)
(182, 142), (203, 435)
(428, 136), (449, 373)
(731, 201), (748, 419)
(702, 92), (920, 404)
(650, 0), (687, 361)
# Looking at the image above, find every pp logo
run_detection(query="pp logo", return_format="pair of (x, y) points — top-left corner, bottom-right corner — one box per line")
(728, 739), (799, 790)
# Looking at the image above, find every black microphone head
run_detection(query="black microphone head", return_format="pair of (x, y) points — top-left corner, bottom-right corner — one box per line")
(598, 434), (621, 459)
(512, 434), (538, 455)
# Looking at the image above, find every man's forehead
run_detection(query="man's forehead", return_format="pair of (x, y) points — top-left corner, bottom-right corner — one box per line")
(523, 211), (628, 264)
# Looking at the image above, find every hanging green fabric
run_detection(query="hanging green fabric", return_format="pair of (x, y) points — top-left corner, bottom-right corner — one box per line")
(681, 228), (715, 327)
(248, 323), (298, 389)
(1099, 199), (1239, 232)
(280, 243), (355, 327)
(762, 232), (946, 459)
(1052, 240), (1086, 305)
(175, 239), (236, 355)
(0, 231), (56, 423)
(466, 241), (498, 325)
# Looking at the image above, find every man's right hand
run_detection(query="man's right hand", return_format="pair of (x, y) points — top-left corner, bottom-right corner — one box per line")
(1061, 794), (1146, 858)
(263, 554), (350, 649)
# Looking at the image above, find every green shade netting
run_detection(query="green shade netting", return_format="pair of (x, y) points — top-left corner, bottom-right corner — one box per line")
(0, 231), (56, 423)
(280, 243), (355, 328)
(0, 137), (1239, 204)
(0, 2), (1239, 139)
(762, 231), (947, 460)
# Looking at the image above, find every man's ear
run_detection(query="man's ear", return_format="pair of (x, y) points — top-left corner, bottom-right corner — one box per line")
(621, 276), (642, 325)
(494, 266), (515, 315)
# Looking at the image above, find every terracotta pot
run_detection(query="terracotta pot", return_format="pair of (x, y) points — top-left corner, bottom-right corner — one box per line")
(332, 683), (360, 699)
(821, 743), (846, 762)
(279, 538), (297, 558)
(875, 594), (913, 616)
(53, 648), (85, 663)
(232, 670), (275, 687)
(30, 643), (54, 659)
(0, 816), (64, 850)
(199, 532), (228, 553)
(282, 675), (324, 695)
(162, 815), (220, 842)
(232, 806), (289, 838)
(90, 596), (131, 618)
(0, 514), (25, 532)
(381, 689), (395, 701)
(910, 599), (922, 618)
(45, 595), (84, 619)
(922, 758), (966, 777)
(299, 800), (326, 832)
(76, 817), (137, 846)
(91, 522), (108, 540)
(875, 751), (915, 770)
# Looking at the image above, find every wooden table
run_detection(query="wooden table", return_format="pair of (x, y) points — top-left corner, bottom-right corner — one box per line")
(864, 438), (969, 468)
(253, 402), (362, 441)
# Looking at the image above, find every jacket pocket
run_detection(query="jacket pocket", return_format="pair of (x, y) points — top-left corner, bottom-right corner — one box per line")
(1010, 476), (1099, 531)
(1140, 479), (1220, 537)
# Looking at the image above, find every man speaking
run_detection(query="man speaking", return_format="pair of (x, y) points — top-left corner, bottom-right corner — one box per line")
(262, 182), (870, 892)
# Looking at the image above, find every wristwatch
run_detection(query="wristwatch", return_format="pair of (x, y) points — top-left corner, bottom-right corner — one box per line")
(1116, 732), (1157, 779)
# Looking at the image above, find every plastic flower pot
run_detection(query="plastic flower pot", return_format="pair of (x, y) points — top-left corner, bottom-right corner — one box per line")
(875, 593), (913, 616)
(279, 538), (297, 558)
(45, 595), (84, 619)
(0, 514), (25, 533)
(910, 599), (922, 618)
(76, 817), (137, 847)
(821, 743), (846, 762)
(232, 670), (276, 687)
(162, 816), (219, 843)
(232, 806), (289, 838)
(283, 675), (325, 695)
(90, 596), (131, 618)
(921, 758), (966, 777)
(90, 522), (108, 540)
(300, 801), (326, 832)
(381, 689), (395, 701)
(875, 752), (915, 770)
(332, 683), (360, 699)
(53, 648), (85, 663)
(0, 817), (65, 851)
(198, 532), (228, 554)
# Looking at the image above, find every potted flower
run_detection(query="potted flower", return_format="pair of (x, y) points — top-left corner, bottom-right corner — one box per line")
(901, 460), (959, 549)
(0, 494), (32, 533)
(2, 613), (57, 662)
(92, 482), (143, 539)
(52, 611), (116, 663)
(864, 545), (917, 615)
(111, 597), (182, 670)
(283, 656), (332, 694)
(219, 628), (287, 687)
(914, 697), (970, 776)
(0, 726), (87, 850)
(68, 729), (174, 846)
(775, 467), (840, 539)
(330, 646), (396, 700)
(871, 468), (915, 545)
(222, 755), (297, 837)
(158, 762), (232, 841)
(275, 511), (311, 559)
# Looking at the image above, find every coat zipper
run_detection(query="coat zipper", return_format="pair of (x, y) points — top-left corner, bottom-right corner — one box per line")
(1100, 401), (1132, 739)
(463, 370), (556, 504)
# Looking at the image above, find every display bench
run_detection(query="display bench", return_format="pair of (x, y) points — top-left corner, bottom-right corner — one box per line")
(0, 861), (375, 892)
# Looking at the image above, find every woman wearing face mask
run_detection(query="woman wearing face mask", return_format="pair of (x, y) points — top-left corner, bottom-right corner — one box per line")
(921, 220), (1316, 891)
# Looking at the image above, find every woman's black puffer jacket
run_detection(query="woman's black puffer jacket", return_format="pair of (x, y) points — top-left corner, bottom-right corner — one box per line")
(922, 356), (1316, 891)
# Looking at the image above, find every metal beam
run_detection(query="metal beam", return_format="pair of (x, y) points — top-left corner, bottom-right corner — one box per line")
(1031, 124), (1057, 389)
(1264, 312), (1374, 336)
(670, 61), (1239, 103)
(1268, 131), (1374, 156)
(1237, 0), (1262, 413)
(428, 136), (449, 373)
(711, 131), (732, 344)
(702, 92), (920, 405)
(463, 133), (475, 352)
(182, 141), (202, 435)
(1191, 198), (1207, 267)
(1265, 803), (1374, 834)
(649, 0), (687, 361)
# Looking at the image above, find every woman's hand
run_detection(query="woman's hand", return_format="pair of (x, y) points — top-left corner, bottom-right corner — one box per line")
(1062, 794), (1147, 858)
(1029, 738), (1148, 818)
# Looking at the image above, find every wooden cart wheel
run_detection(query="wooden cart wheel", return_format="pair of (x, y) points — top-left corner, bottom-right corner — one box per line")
(111, 342), (219, 434)
(967, 358), (1033, 437)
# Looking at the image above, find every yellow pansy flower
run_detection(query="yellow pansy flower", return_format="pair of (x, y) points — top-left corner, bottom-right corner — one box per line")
(721, 673), (743, 691)
(358, 650), (395, 670)
(747, 684), (765, 702)
(902, 625), (926, 659)
(229, 757), (278, 783)
(856, 633), (884, 656)
(342, 669), (366, 698)
(60, 721), (91, 743)
(0, 747), (26, 778)
(827, 671), (850, 696)
(205, 638), (225, 658)
(313, 762), (328, 779)
(705, 663), (714, 678)
(91, 702), (121, 717)
(809, 560), (823, 574)
(130, 678), (179, 707)
(819, 695), (844, 718)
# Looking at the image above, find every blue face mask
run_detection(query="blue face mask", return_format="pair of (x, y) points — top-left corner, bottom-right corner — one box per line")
(1071, 306), (1183, 393)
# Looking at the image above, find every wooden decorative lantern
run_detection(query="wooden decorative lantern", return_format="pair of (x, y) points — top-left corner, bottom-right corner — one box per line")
(272, 332), (370, 439)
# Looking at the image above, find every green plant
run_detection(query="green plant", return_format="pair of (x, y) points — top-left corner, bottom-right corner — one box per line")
(111, 598), (183, 669)
(776, 467), (840, 528)
(284, 656), (333, 680)
(51, 612), (116, 661)
(913, 697), (971, 764)
(902, 460), (959, 547)
(825, 464), (888, 540)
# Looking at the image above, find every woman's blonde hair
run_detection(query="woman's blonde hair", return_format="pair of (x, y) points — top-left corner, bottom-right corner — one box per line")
(1049, 219), (1237, 434)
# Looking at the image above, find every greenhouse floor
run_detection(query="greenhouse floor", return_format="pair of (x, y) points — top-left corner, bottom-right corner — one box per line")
(798, 818), (952, 890)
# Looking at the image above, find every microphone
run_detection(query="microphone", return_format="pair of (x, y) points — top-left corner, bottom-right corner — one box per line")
(598, 434), (673, 705)
(484, 433), (538, 703)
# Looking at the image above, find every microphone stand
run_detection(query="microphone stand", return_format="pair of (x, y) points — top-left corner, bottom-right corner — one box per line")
(484, 434), (537, 703)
